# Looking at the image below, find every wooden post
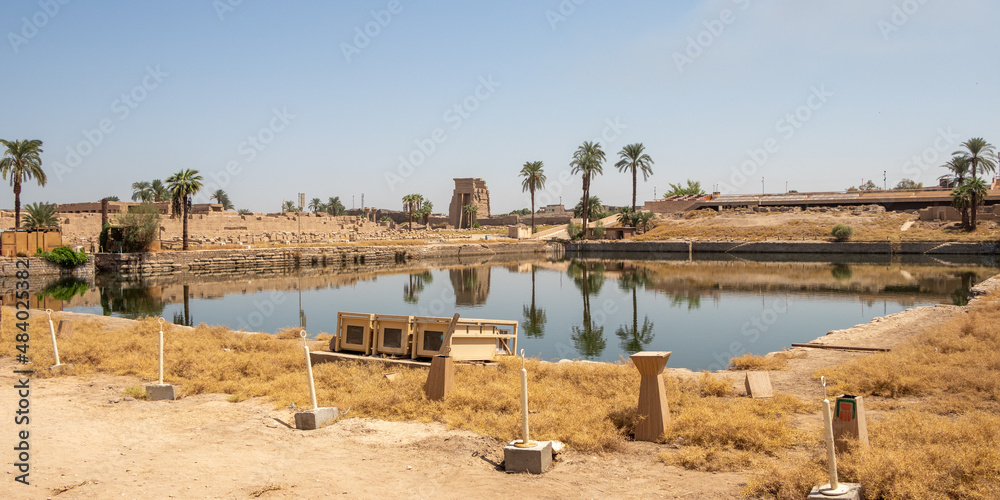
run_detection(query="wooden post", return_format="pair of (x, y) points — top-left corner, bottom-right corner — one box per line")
(630, 351), (672, 442)
(45, 309), (62, 367)
(301, 330), (318, 410)
(157, 318), (165, 385)
(425, 314), (460, 401)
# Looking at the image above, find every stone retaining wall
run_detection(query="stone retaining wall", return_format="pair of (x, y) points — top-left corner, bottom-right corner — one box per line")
(0, 257), (96, 278)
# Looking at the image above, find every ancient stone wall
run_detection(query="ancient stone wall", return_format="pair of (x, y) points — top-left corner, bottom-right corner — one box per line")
(448, 178), (491, 228)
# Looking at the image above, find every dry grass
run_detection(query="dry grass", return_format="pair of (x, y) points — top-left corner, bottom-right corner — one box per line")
(744, 292), (1000, 498)
(729, 351), (804, 371)
(635, 211), (1000, 242)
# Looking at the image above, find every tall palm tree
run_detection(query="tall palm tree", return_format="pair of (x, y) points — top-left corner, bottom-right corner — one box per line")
(326, 196), (345, 216)
(0, 139), (46, 230)
(570, 141), (606, 239)
(210, 189), (233, 210)
(131, 181), (153, 202)
(940, 155), (971, 226)
(522, 264), (547, 338)
(150, 179), (170, 202)
(21, 202), (58, 228)
(402, 193), (422, 230)
(463, 203), (478, 227)
(955, 138), (997, 230)
(965, 178), (990, 231)
(166, 169), (204, 250)
(615, 143), (654, 210)
(519, 161), (546, 233)
(308, 197), (323, 213)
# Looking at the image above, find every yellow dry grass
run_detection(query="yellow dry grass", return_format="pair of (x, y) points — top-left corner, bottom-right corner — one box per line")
(634, 211), (999, 242)
(729, 352), (804, 371)
(743, 292), (1000, 499)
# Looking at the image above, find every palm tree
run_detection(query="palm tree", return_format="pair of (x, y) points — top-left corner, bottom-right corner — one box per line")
(940, 155), (971, 226)
(519, 161), (546, 233)
(326, 196), (345, 216)
(150, 179), (170, 202)
(965, 178), (990, 230)
(418, 201), (434, 224)
(308, 197), (323, 213)
(570, 141), (606, 239)
(131, 181), (153, 202)
(615, 143), (654, 211)
(283, 200), (297, 213)
(210, 189), (233, 210)
(165, 169), (204, 250)
(0, 139), (46, 230)
(617, 207), (636, 227)
(522, 264), (547, 339)
(634, 211), (654, 233)
(21, 202), (58, 228)
(955, 138), (997, 230)
(463, 203), (478, 228)
(237, 208), (251, 215)
(402, 193), (422, 230)
(403, 271), (433, 304)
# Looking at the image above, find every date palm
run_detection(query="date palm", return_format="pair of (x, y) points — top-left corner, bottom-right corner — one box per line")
(150, 179), (170, 202)
(570, 141), (605, 239)
(210, 189), (233, 210)
(463, 203), (478, 227)
(519, 161), (546, 233)
(615, 143), (654, 210)
(0, 139), (46, 230)
(955, 138), (997, 230)
(131, 181), (153, 202)
(21, 201), (58, 228)
(308, 197), (323, 213)
(326, 196), (345, 216)
(940, 155), (971, 226)
(166, 169), (204, 250)
(402, 193), (423, 230)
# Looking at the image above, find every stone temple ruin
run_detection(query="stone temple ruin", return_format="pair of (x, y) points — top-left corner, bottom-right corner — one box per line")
(448, 178), (491, 228)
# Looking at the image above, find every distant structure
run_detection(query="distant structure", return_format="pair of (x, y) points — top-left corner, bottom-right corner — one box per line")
(537, 204), (568, 215)
(448, 178), (491, 228)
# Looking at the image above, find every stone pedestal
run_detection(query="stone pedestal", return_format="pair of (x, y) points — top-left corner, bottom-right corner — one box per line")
(424, 355), (454, 401)
(807, 483), (862, 499)
(504, 440), (553, 474)
(294, 407), (339, 430)
(744, 371), (774, 398)
(630, 351), (672, 442)
(832, 395), (869, 453)
(145, 384), (176, 401)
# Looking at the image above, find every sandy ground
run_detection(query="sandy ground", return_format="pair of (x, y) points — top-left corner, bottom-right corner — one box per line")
(3, 276), (995, 499)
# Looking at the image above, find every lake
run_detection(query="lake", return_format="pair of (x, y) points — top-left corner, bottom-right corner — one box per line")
(41, 252), (998, 371)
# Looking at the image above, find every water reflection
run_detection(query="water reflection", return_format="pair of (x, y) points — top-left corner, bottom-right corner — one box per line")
(521, 264), (546, 338)
(403, 271), (433, 304)
(38, 277), (89, 301)
(615, 268), (656, 355)
(569, 261), (607, 359)
(99, 282), (166, 319)
(450, 267), (491, 306)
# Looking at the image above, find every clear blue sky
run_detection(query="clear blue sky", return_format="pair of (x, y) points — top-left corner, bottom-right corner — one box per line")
(2, 1), (997, 214)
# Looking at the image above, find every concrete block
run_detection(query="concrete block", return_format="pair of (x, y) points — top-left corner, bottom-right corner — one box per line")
(145, 384), (176, 401)
(504, 440), (553, 474)
(294, 407), (339, 430)
(807, 483), (862, 500)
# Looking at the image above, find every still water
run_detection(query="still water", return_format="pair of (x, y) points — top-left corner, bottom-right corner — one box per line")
(46, 253), (997, 371)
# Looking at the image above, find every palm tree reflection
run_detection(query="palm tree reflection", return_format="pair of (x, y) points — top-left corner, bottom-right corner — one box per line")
(569, 260), (606, 359)
(615, 268), (655, 354)
(522, 264), (547, 338)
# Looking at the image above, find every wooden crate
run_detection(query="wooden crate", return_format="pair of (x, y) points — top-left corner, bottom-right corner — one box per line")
(373, 314), (413, 356)
(412, 316), (518, 361)
(335, 312), (374, 354)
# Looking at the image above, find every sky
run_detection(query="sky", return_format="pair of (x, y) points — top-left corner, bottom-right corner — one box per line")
(1, 0), (998, 214)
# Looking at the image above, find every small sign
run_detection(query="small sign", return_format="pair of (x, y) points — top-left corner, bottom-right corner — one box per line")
(835, 396), (857, 422)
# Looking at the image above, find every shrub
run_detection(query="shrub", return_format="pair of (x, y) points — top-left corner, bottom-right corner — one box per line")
(117, 203), (162, 252)
(567, 222), (582, 240)
(593, 221), (605, 238)
(38, 246), (89, 267)
(831, 224), (853, 241)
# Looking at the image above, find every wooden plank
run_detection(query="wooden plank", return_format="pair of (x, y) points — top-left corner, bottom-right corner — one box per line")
(310, 350), (431, 367)
(790, 343), (890, 352)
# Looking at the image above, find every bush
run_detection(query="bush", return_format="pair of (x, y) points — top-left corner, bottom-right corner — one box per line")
(38, 246), (89, 267)
(593, 221), (605, 238)
(117, 203), (162, 252)
(831, 224), (853, 241)
(567, 222), (583, 240)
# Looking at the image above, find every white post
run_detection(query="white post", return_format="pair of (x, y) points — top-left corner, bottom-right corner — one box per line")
(517, 349), (535, 447)
(158, 317), (165, 385)
(302, 330), (318, 410)
(45, 309), (61, 366)
(820, 376), (847, 495)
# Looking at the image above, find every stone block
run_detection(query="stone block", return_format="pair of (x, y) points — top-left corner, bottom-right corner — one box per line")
(504, 440), (553, 474)
(807, 483), (862, 499)
(145, 384), (176, 401)
(294, 407), (339, 430)
(745, 371), (774, 398)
